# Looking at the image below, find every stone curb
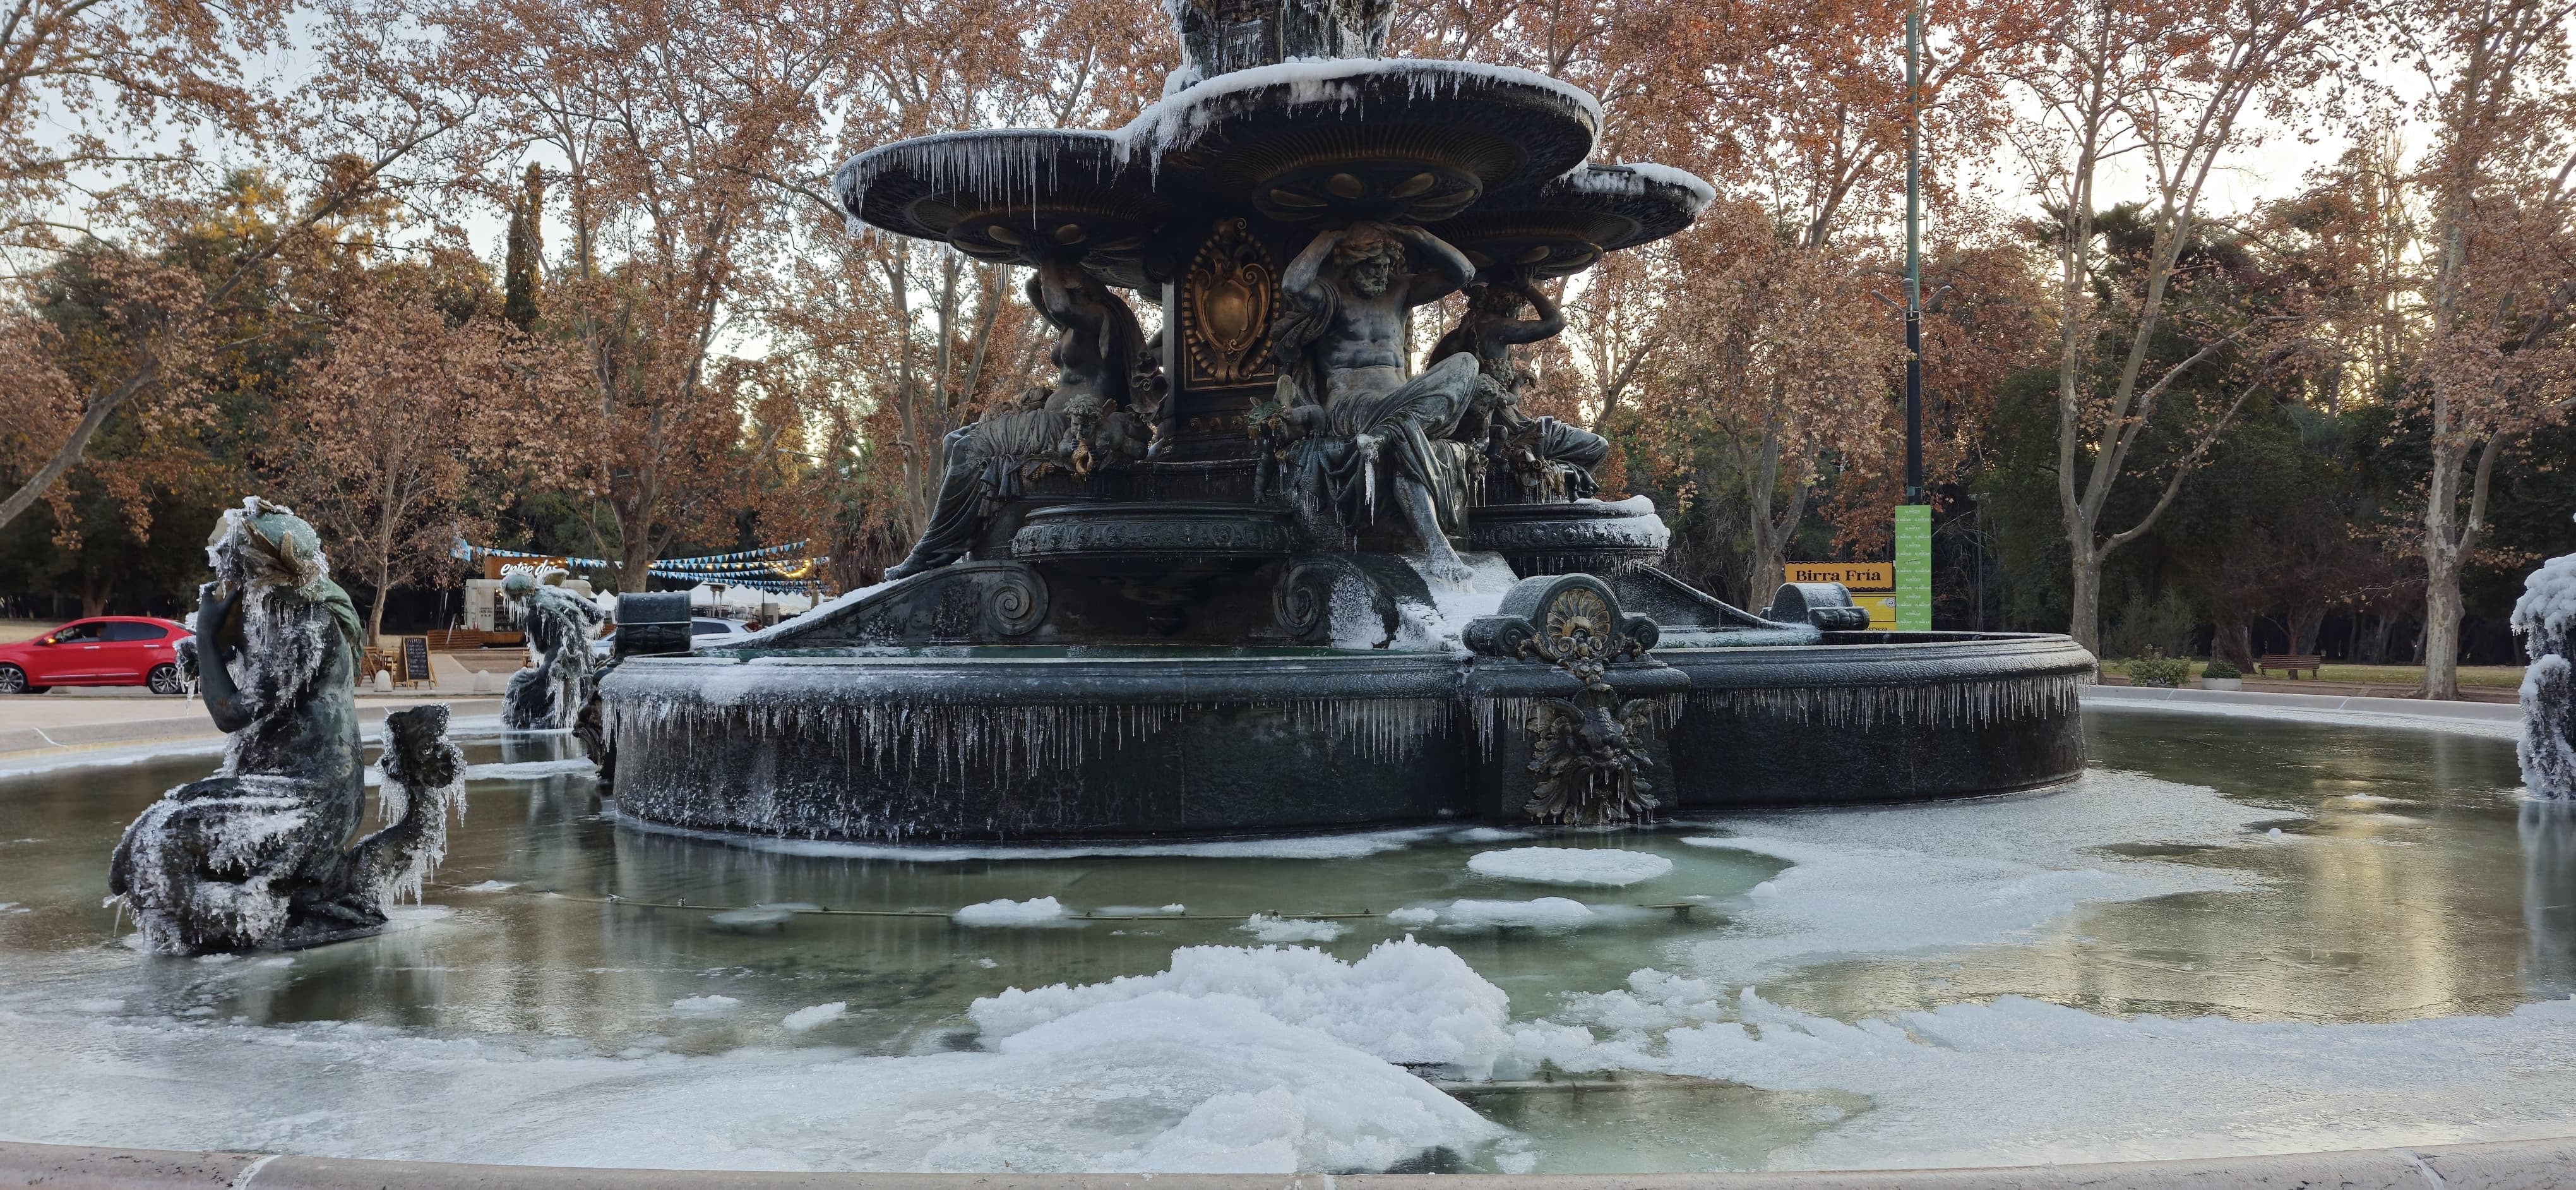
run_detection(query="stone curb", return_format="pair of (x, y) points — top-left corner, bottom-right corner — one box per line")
(4, 1137), (2574, 1189)
(2080, 683), (2523, 721)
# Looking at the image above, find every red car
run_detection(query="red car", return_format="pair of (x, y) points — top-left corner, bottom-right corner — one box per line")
(0, 616), (190, 695)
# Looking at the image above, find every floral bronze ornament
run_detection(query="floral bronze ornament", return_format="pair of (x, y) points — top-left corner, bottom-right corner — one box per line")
(1464, 575), (1667, 826)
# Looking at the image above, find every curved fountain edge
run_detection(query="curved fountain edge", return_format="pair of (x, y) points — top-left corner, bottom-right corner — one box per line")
(4, 1135), (2568, 1188)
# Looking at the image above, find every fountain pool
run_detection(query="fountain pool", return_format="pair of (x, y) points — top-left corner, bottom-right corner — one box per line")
(1, 705), (2570, 1174)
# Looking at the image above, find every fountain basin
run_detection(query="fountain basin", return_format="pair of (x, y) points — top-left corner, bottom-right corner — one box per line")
(599, 630), (2094, 841)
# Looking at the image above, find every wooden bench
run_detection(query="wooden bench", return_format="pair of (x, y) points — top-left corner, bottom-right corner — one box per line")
(2257, 654), (2324, 679)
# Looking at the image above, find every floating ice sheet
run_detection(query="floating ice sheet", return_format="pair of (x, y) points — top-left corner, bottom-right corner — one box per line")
(1672, 769), (2278, 978)
(1467, 847), (1673, 887)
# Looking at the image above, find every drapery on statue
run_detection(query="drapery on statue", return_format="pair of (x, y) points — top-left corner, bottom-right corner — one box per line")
(2516, 517), (2576, 798)
(1429, 272), (1609, 501)
(1266, 220), (1482, 584)
(884, 252), (1154, 580)
(109, 498), (465, 954)
(501, 565), (605, 730)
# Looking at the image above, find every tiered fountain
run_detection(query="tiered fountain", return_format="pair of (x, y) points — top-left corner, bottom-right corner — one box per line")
(596, 0), (2097, 841)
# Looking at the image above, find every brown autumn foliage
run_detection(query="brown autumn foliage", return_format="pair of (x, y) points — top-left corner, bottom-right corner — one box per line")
(1625, 201), (1907, 604)
(268, 272), (577, 640)
(2388, 0), (2576, 697)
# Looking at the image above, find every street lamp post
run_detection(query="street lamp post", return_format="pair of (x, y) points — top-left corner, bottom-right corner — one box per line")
(1893, 0), (1932, 631)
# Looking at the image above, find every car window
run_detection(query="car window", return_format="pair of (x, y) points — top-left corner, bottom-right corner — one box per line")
(102, 622), (169, 642)
(49, 623), (101, 642)
(691, 620), (734, 635)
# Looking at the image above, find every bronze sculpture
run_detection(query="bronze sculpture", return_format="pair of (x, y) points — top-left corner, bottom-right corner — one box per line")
(109, 498), (464, 953)
(885, 251), (1154, 580)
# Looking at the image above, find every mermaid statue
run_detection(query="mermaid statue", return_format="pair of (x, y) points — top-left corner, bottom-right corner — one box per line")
(501, 565), (605, 730)
(2516, 515), (2576, 798)
(108, 498), (465, 954)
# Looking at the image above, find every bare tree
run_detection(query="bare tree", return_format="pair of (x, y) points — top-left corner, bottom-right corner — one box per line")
(2009, 0), (2345, 651)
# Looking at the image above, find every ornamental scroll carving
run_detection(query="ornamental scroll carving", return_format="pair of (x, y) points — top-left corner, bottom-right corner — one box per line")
(1183, 219), (1277, 387)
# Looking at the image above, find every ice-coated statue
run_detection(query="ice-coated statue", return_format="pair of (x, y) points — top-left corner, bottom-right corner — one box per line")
(1429, 272), (1610, 501)
(501, 565), (605, 730)
(2516, 518), (2576, 798)
(1268, 220), (1482, 583)
(885, 252), (1153, 579)
(109, 498), (465, 954)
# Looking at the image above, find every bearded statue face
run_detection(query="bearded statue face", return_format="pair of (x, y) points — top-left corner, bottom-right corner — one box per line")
(1349, 257), (1393, 298)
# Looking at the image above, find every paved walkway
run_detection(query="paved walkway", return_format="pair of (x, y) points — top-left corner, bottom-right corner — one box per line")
(0, 692), (503, 762)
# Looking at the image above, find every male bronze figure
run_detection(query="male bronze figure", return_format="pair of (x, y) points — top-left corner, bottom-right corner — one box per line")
(1271, 220), (1483, 584)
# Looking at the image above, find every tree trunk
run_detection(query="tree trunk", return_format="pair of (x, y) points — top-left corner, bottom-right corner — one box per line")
(2066, 542), (2102, 656)
(369, 561), (392, 646)
(2217, 620), (2257, 671)
(2423, 555), (2463, 699)
(2289, 604), (2327, 656)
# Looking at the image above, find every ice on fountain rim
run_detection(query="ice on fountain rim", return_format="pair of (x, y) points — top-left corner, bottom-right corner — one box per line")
(953, 896), (1071, 927)
(1466, 846), (1673, 887)
(604, 809), (1466, 862)
(834, 57), (1611, 217)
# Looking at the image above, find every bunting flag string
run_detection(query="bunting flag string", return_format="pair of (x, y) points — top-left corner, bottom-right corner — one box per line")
(455, 539), (818, 572)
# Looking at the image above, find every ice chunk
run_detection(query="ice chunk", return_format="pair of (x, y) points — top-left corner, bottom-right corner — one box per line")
(781, 1002), (846, 1032)
(669, 995), (739, 1017)
(953, 896), (1069, 927)
(1467, 847), (1672, 887)
(1240, 915), (1349, 943)
(1427, 898), (1598, 930)
(972, 939), (1514, 1079)
(455, 880), (518, 892)
(1384, 906), (1439, 927)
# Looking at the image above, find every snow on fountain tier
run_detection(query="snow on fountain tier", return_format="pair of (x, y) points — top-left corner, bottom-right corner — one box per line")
(596, 0), (2096, 841)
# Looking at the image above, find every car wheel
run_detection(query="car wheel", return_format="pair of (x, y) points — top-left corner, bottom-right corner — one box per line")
(147, 663), (184, 695)
(0, 664), (21, 694)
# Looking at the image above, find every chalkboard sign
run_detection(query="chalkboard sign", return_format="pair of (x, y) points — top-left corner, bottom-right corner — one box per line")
(402, 636), (431, 685)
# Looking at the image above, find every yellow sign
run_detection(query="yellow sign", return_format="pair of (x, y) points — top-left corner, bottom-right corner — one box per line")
(1784, 562), (1894, 589)
(1851, 594), (1897, 630)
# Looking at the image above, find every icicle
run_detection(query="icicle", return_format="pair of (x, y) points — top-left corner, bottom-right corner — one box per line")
(1691, 672), (2090, 731)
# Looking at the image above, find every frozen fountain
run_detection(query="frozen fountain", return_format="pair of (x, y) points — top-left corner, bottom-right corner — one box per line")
(596, 0), (2096, 841)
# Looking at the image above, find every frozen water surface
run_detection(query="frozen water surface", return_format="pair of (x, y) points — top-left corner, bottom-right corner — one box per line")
(1, 705), (2573, 1172)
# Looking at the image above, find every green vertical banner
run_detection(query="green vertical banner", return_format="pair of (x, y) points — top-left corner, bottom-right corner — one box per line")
(1894, 505), (1932, 631)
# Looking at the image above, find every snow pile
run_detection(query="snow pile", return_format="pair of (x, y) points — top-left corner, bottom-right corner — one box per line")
(669, 995), (739, 1017)
(953, 896), (1070, 927)
(1495, 980), (2576, 1170)
(1468, 847), (1672, 887)
(2514, 531), (2576, 798)
(780, 1002), (845, 1032)
(1240, 915), (1348, 943)
(1674, 770), (2282, 978)
(972, 939), (1515, 1079)
(0, 982), (1500, 1173)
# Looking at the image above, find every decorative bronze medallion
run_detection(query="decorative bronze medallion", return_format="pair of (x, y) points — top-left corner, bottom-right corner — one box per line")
(1183, 219), (1277, 387)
